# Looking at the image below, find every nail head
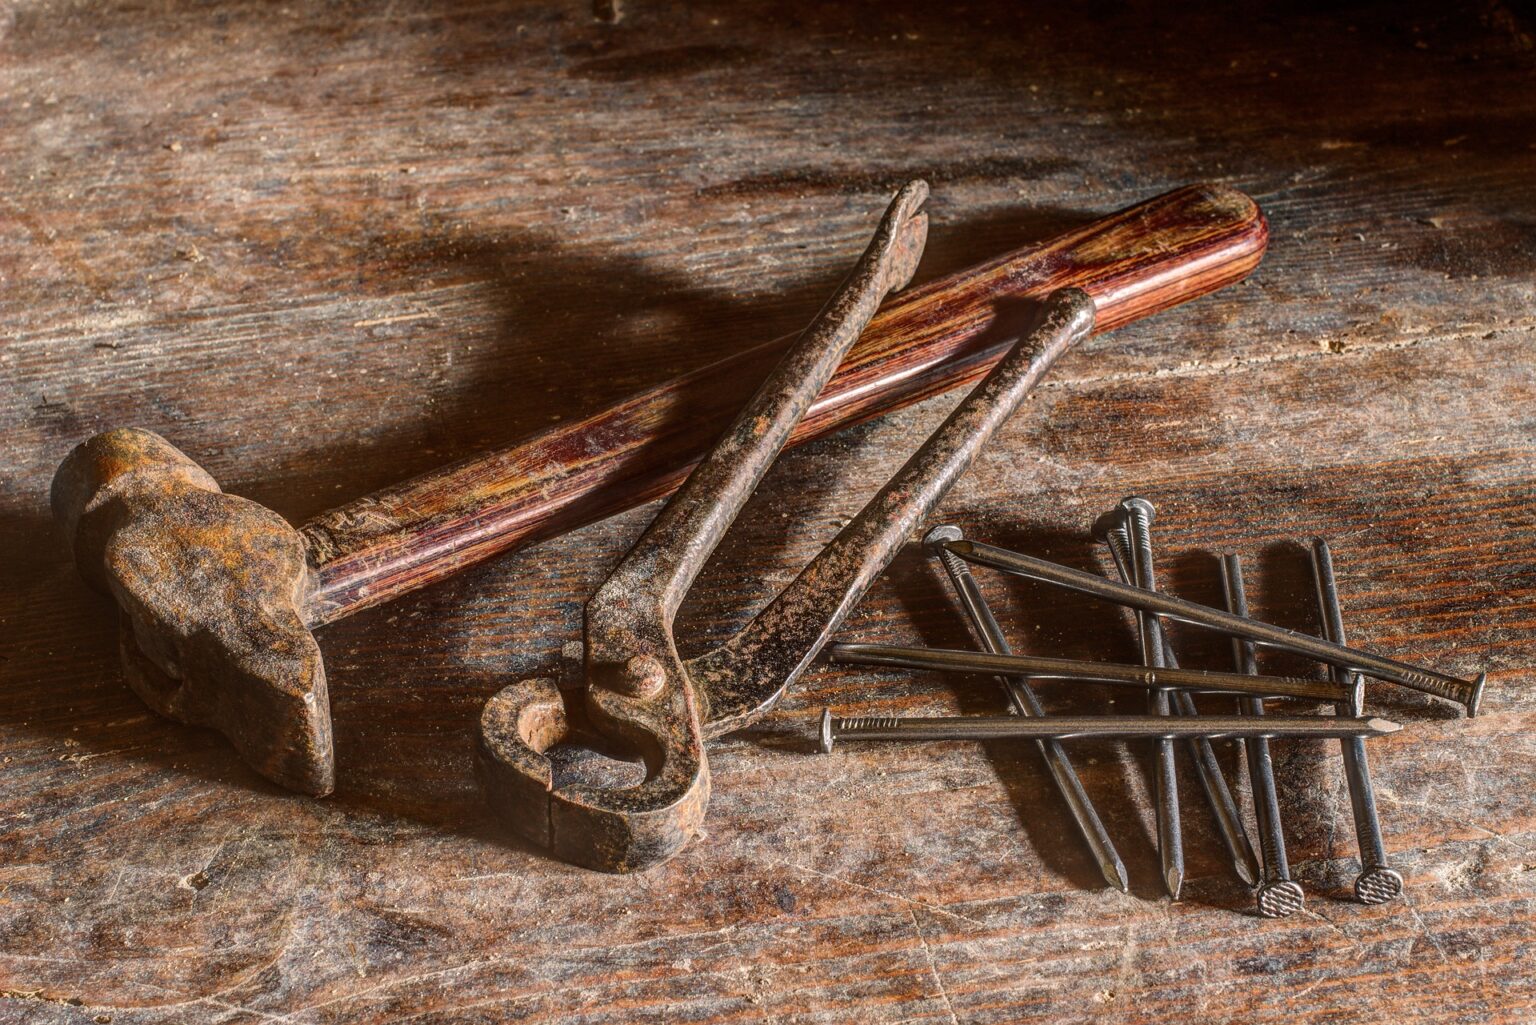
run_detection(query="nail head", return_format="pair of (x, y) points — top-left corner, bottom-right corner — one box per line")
(923, 524), (963, 550)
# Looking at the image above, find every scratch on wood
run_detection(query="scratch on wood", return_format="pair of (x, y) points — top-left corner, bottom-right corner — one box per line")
(775, 860), (988, 927)
(908, 908), (961, 1025)
(352, 310), (438, 328)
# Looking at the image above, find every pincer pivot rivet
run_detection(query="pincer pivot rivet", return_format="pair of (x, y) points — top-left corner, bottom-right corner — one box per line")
(614, 654), (667, 699)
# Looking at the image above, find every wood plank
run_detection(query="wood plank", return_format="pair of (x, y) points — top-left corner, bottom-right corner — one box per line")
(1, 1), (1533, 1022)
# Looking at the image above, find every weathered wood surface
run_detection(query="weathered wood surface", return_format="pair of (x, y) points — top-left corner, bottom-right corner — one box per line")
(2, 2), (1534, 1022)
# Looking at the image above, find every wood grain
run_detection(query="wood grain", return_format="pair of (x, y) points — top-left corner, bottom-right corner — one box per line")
(2, 2), (1533, 1023)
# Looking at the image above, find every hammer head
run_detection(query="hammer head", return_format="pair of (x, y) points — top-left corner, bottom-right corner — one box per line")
(52, 428), (333, 795)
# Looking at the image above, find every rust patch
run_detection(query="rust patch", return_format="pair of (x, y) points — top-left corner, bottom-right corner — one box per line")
(52, 428), (333, 795)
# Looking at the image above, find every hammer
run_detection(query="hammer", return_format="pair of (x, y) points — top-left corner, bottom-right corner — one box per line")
(52, 183), (1266, 797)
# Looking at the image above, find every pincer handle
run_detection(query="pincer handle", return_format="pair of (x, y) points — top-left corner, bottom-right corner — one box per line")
(304, 184), (1267, 623)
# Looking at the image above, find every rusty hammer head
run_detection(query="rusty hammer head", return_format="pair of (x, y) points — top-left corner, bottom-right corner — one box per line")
(52, 428), (333, 795)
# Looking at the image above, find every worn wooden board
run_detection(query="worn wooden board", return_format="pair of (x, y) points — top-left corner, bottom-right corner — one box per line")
(2, 1), (1534, 1022)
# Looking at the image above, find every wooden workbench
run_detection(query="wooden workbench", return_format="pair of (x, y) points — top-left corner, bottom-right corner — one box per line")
(3, 3), (1533, 1021)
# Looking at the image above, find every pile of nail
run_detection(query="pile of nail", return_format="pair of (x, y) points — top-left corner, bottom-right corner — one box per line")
(821, 497), (1486, 917)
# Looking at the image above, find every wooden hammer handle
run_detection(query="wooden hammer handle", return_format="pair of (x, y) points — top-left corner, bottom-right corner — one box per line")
(301, 183), (1267, 624)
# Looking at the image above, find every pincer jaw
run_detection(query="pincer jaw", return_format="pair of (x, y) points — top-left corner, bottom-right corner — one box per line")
(477, 670), (710, 873)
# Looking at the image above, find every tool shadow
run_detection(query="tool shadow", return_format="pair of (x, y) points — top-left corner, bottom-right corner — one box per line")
(12, 195), (1103, 860)
(264, 201), (1106, 842)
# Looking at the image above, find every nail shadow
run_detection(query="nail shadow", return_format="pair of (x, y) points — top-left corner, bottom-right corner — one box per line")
(1247, 538), (1456, 903)
(1159, 547), (1270, 912)
(1247, 539), (1355, 898)
(814, 523), (1152, 896)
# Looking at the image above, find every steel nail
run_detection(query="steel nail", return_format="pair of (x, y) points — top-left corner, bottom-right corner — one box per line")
(924, 525), (1130, 892)
(1309, 538), (1404, 905)
(826, 643), (1350, 702)
(938, 539), (1485, 715)
(1102, 502), (1180, 897)
(1097, 508), (1260, 891)
(819, 710), (1400, 748)
(1219, 554), (1305, 918)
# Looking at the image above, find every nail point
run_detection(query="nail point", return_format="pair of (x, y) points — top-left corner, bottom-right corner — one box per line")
(1234, 852), (1262, 888)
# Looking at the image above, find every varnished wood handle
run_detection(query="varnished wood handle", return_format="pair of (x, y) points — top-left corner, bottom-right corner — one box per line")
(301, 183), (1267, 624)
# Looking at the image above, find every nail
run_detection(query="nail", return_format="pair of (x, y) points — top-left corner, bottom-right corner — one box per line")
(938, 539), (1485, 715)
(1097, 508), (1260, 890)
(924, 525), (1130, 892)
(1309, 539), (1404, 905)
(1219, 554), (1305, 918)
(1102, 502), (1181, 897)
(826, 643), (1350, 702)
(819, 710), (1400, 748)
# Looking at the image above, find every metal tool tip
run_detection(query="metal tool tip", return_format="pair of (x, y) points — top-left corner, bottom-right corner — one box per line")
(896, 177), (930, 207)
(1467, 673), (1488, 717)
(1164, 865), (1184, 900)
(818, 708), (835, 754)
(1042, 287), (1098, 332)
(922, 524), (963, 550)
(1367, 717), (1402, 735)
(1105, 858), (1131, 894)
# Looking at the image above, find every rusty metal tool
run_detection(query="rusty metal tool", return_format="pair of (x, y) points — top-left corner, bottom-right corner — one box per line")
(825, 644), (1351, 702)
(477, 182), (1110, 872)
(1309, 538), (1404, 904)
(937, 540), (1486, 715)
(52, 182), (1266, 797)
(924, 524), (1129, 892)
(1220, 553), (1306, 919)
(819, 711), (1401, 749)
(1098, 501), (1261, 893)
